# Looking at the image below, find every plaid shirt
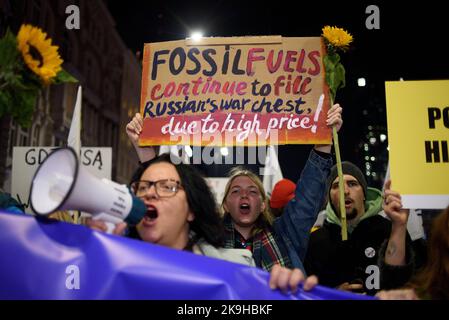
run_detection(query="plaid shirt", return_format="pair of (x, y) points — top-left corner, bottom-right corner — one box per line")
(223, 214), (292, 271)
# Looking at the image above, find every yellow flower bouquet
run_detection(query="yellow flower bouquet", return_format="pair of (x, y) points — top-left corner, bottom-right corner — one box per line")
(0, 24), (77, 127)
(322, 26), (353, 241)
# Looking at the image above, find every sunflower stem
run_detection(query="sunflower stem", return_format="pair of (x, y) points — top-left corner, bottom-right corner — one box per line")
(330, 95), (347, 241)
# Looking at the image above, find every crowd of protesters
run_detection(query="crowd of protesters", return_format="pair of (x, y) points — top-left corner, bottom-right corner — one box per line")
(2, 103), (448, 300)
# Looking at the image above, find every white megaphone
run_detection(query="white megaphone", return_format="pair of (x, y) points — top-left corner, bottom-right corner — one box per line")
(29, 147), (147, 233)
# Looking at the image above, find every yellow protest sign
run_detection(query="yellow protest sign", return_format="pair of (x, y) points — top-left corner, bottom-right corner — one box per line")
(385, 80), (449, 209)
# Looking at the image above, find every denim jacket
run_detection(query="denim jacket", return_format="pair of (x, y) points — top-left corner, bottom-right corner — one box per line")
(272, 149), (333, 273)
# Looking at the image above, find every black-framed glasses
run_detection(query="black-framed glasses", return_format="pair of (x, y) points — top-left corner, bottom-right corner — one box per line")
(130, 179), (183, 198)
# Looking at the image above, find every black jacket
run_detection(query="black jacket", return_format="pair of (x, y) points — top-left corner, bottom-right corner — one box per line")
(304, 215), (414, 295)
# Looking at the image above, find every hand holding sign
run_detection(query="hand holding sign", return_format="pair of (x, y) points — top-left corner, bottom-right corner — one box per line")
(126, 113), (143, 146)
(382, 179), (409, 267)
(382, 180), (409, 227)
(126, 113), (158, 163)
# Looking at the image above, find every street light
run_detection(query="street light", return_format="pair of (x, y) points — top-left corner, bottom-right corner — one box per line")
(357, 78), (366, 87)
(190, 31), (203, 41)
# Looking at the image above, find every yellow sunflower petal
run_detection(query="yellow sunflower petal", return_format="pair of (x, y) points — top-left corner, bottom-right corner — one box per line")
(322, 25), (353, 50)
(16, 24), (63, 84)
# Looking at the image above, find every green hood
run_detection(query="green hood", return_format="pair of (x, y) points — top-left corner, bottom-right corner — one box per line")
(325, 187), (383, 233)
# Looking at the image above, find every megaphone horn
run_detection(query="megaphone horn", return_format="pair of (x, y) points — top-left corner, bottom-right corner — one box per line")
(30, 147), (146, 228)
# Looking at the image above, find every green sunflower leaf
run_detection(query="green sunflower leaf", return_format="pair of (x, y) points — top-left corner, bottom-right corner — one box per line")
(0, 91), (14, 116)
(0, 29), (20, 68)
(10, 87), (38, 128)
(53, 69), (78, 84)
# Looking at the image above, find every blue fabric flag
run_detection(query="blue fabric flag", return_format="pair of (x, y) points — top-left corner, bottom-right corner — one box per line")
(0, 211), (373, 300)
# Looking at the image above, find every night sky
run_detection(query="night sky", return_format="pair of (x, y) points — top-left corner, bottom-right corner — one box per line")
(106, 0), (448, 183)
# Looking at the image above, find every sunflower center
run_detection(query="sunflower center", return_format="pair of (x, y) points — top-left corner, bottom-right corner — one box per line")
(28, 43), (44, 68)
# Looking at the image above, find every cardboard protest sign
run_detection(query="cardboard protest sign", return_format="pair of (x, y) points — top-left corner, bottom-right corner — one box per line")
(385, 80), (449, 209)
(139, 36), (331, 146)
(11, 147), (112, 214)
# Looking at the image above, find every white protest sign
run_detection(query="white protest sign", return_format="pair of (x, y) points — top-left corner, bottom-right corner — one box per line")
(12, 147), (112, 214)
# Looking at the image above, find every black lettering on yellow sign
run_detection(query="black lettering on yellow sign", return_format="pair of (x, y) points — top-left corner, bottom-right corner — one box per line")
(425, 141), (448, 163)
(425, 107), (448, 163)
(428, 107), (449, 129)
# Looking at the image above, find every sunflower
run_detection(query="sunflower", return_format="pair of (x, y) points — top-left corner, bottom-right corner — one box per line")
(17, 24), (63, 84)
(321, 26), (353, 52)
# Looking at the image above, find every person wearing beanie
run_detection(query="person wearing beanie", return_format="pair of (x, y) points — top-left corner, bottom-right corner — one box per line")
(269, 179), (296, 217)
(304, 162), (419, 296)
(326, 162), (368, 224)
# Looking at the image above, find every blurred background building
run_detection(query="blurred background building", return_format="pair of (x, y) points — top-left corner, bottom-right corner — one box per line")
(0, 0), (141, 193)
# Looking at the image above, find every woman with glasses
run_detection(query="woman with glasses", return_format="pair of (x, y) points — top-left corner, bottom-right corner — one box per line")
(87, 153), (318, 293)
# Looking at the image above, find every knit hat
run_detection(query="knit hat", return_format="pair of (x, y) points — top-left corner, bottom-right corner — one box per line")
(327, 161), (367, 197)
(270, 179), (296, 209)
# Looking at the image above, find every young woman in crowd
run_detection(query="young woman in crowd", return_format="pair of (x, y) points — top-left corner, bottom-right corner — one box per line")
(220, 105), (342, 272)
(87, 153), (318, 293)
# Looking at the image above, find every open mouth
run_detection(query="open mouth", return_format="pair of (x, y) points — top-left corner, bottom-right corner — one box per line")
(239, 203), (251, 214)
(144, 204), (158, 221)
(344, 199), (353, 207)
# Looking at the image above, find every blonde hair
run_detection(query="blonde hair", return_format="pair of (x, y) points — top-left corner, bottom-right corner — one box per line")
(221, 167), (274, 234)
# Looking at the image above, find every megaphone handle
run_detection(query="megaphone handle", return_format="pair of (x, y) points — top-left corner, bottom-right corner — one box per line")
(92, 213), (124, 234)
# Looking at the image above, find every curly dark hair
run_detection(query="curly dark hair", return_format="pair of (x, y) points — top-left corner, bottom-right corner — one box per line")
(130, 153), (224, 247)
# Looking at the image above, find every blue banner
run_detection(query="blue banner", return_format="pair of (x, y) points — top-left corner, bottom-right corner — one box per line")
(0, 211), (373, 300)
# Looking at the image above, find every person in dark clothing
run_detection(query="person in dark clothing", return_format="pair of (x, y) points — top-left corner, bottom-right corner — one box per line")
(377, 205), (449, 300)
(304, 162), (415, 295)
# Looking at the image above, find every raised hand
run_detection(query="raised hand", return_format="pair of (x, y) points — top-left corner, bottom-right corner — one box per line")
(314, 103), (343, 154)
(327, 103), (343, 133)
(125, 113), (158, 162)
(126, 113), (144, 148)
(383, 180), (409, 227)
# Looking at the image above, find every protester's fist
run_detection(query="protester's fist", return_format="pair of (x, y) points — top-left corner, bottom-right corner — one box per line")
(126, 113), (143, 146)
(269, 264), (318, 294)
(383, 180), (409, 227)
(327, 103), (343, 133)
